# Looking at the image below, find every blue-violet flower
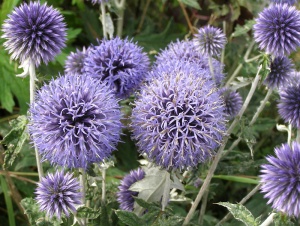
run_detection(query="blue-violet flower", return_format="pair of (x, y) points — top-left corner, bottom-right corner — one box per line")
(219, 88), (243, 120)
(64, 47), (89, 75)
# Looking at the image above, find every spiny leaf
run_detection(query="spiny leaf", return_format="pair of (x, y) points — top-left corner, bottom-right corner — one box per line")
(76, 206), (101, 219)
(258, 53), (271, 83)
(231, 20), (255, 38)
(216, 202), (260, 226)
(115, 210), (142, 226)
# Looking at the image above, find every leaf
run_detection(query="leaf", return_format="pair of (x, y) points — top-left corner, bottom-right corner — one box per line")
(1, 115), (29, 169)
(230, 76), (252, 90)
(180, 0), (201, 10)
(0, 0), (20, 25)
(115, 210), (142, 226)
(216, 202), (260, 226)
(231, 20), (255, 38)
(67, 28), (82, 43)
(273, 213), (294, 226)
(258, 53), (271, 82)
(0, 77), (14, 112)
(213, 175), (259, 184)
(76, 206), (101, 219)
(20, 198), (45, 225)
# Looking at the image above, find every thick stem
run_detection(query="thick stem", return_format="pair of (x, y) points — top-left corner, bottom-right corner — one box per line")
(29, 62), (44, 181)
(198, 190), (209, 225)
(208, 55), (215, 82)
(288, 124), (292, 146)
(260, 213), (276, 226)
(115, 0), (126, 37)
(100, 2), (107, 39)
(183, 66), (262, 225)
(102, 168), (106, 204)
(79, 169), (86, 225)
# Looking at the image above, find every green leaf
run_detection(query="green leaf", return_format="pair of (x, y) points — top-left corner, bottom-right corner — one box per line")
(0, 0), (20, 25)
(0, 78), (14, 112)
(115, 210), (142, 226)
(231, 20), (255, 38)
(216, 202), (260, 226)
(76, 206), (101, 219)
(213, 175), (259, 184)
(1, 115), (29, 169)
(258, 53), (271, 82)
(180, 0), (201, 10)
(20, 198), (46, 225)
(273, 213), (294, 226)
(67, 28), (82, 43)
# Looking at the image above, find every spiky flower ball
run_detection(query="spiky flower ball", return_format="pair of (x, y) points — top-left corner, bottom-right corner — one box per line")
(1, 1), (66, 67)
(193, 25), (227, 57)
(220, 88), (243, 120)
(64, 47), (89, 75)
(155, 40), (225, 86)
(84, 37), (150, 98)
(260, 142), (300, 217)
(131, 62), (226, 170)
(35, 171), (82, 219)
(278, 81), (300, 128)
(271, 0), (298, 5)
(29, 74), (122, 169)
(264, 56), (293, 89)
(254, 4), (300, 56)
(117, 168), (145, 211)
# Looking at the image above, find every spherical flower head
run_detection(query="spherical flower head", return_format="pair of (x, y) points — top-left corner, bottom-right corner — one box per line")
(35, 171), (82, 219)
(29, 74), (123, 169)
(278, 82), (300, 128)
(64, 47), (89, 75)
(264, 56), (293, 89)
(270, 0), (298, 5)
(83, 37), (150, 98)
(219, 88), (243, 120)
(193, 25), (227, 57)
(1, 1), (66, 67)
(254, 4), (300, 56)
(155, 40), (225, 86)
(260, 142), (300, 217)
(131, 62), (227, 171)
(117, 168), (145, 211)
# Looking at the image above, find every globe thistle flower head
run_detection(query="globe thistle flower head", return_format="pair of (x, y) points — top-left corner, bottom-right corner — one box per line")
(1, 1), (66, 67)
(278, 82), (300, 128)
(64, 47), (89, 75)
(117, 168), (145, 211)
(219, 88), (243, 120)
(155, 40), (225, 86)
(35, 171), (82, 219)
(270, 0), (298, 5)
(84, 37), (150, 98)
(254, 4), (300, 56)
(260, 142), (300, 217)
(131, 63), (227, 171)
(264, 56), (293, 89)
(193, 25), (227, 57)
(29, 74), (123, 169)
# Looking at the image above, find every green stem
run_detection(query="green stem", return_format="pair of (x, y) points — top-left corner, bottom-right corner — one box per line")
(115, 0), (126, 37)
(260, 213), (276, 226)
(221, 21), (226, 65)
(208, 55), (215, 82)
(79, 169), (86, 225)
(198, 190), (208, 225)
(0, 175), (16, 226)
(102, 168), (106, 204)
(100, 2), (107, 38)
(29, 61), (44, 181)
(297, 128), (300, 144)
(183, 66), (262, 225)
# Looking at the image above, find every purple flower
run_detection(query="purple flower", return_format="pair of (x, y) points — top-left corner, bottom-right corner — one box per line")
(64, 47), (89, 75)
(220, 88), (243, 120)
(117, 168), (145, 211)
(29, 74), (123, 169)
(270, 0), (298, 5)
(193, 25), (227, 57)
(260, 142), (300, 217)
(83, 37), (150, 98)
(131, 61), (226, 170)
(254, 4), (300, 56)
(1, 1), (66, 67)
(155, 40), (225, 86)
(264, 56), (293, 89)
(35, 171), (82, 219)
(278, 81), (300, 128)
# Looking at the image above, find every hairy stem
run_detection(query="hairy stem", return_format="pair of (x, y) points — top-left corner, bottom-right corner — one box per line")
(100, 2), (107, 38)
(260, 213), (276, 226)
(79, 169), (86, 225)
(208, 55), (215, 82)
(183, 66), (262, 225)
(115, 0), (126, 37)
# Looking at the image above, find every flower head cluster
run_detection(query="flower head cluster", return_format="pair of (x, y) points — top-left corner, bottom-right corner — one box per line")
(131, 61), (226, 170)
(35, 171), (82, 219)
(155, 40), (225, 86)
(64, 47), (89, 75)
(254, 4), (300, 56)
(29, 74), (122, 169)
(278, 81), (300, 128)
(219, 88), (243, 120)
(84, 37), (150, 98)
(264, 56), (293, 89)
(270, 0), (298, 5)
(193, 25), (227, 56)
(260, 142), (300, 217)
(1, 1), (66, 67)
(117, 168), (145, 211)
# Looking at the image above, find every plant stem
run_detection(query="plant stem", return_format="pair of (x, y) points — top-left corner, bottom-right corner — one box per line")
(178, 0), (195, 33)
(79, 169), (86, 225)
(208, 55), (215, 82)
(221, 21), (226, 65)
(260, 213), (276, 226)
(288, 124), (292, 146)
(217, 184), (261, 225)
(29, 62), (44, 181)
(183, 65), (262, 225)
(198, 190), (209, 225)
(102, 168), (106, 204)
(100, 2), (107, 38)
(296, 128), (300, 143)
(162, 171), (171, 211)
(136, 0), (151, 34)
(115, 0), (126, 37)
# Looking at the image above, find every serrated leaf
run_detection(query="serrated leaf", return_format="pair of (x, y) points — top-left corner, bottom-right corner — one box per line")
(258, 54), (271, 82)
(134, 197), (160, 210)
(115, 210), (142, 226)
(231, 20), (255, 38)
(20, 198), (46, 225)
(216, 202), (260, 226)
(273, 212), (294, 226)
(76, 206), (100, 219)
(180, 0), (201, 10)
(1, 115), (29, 169)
